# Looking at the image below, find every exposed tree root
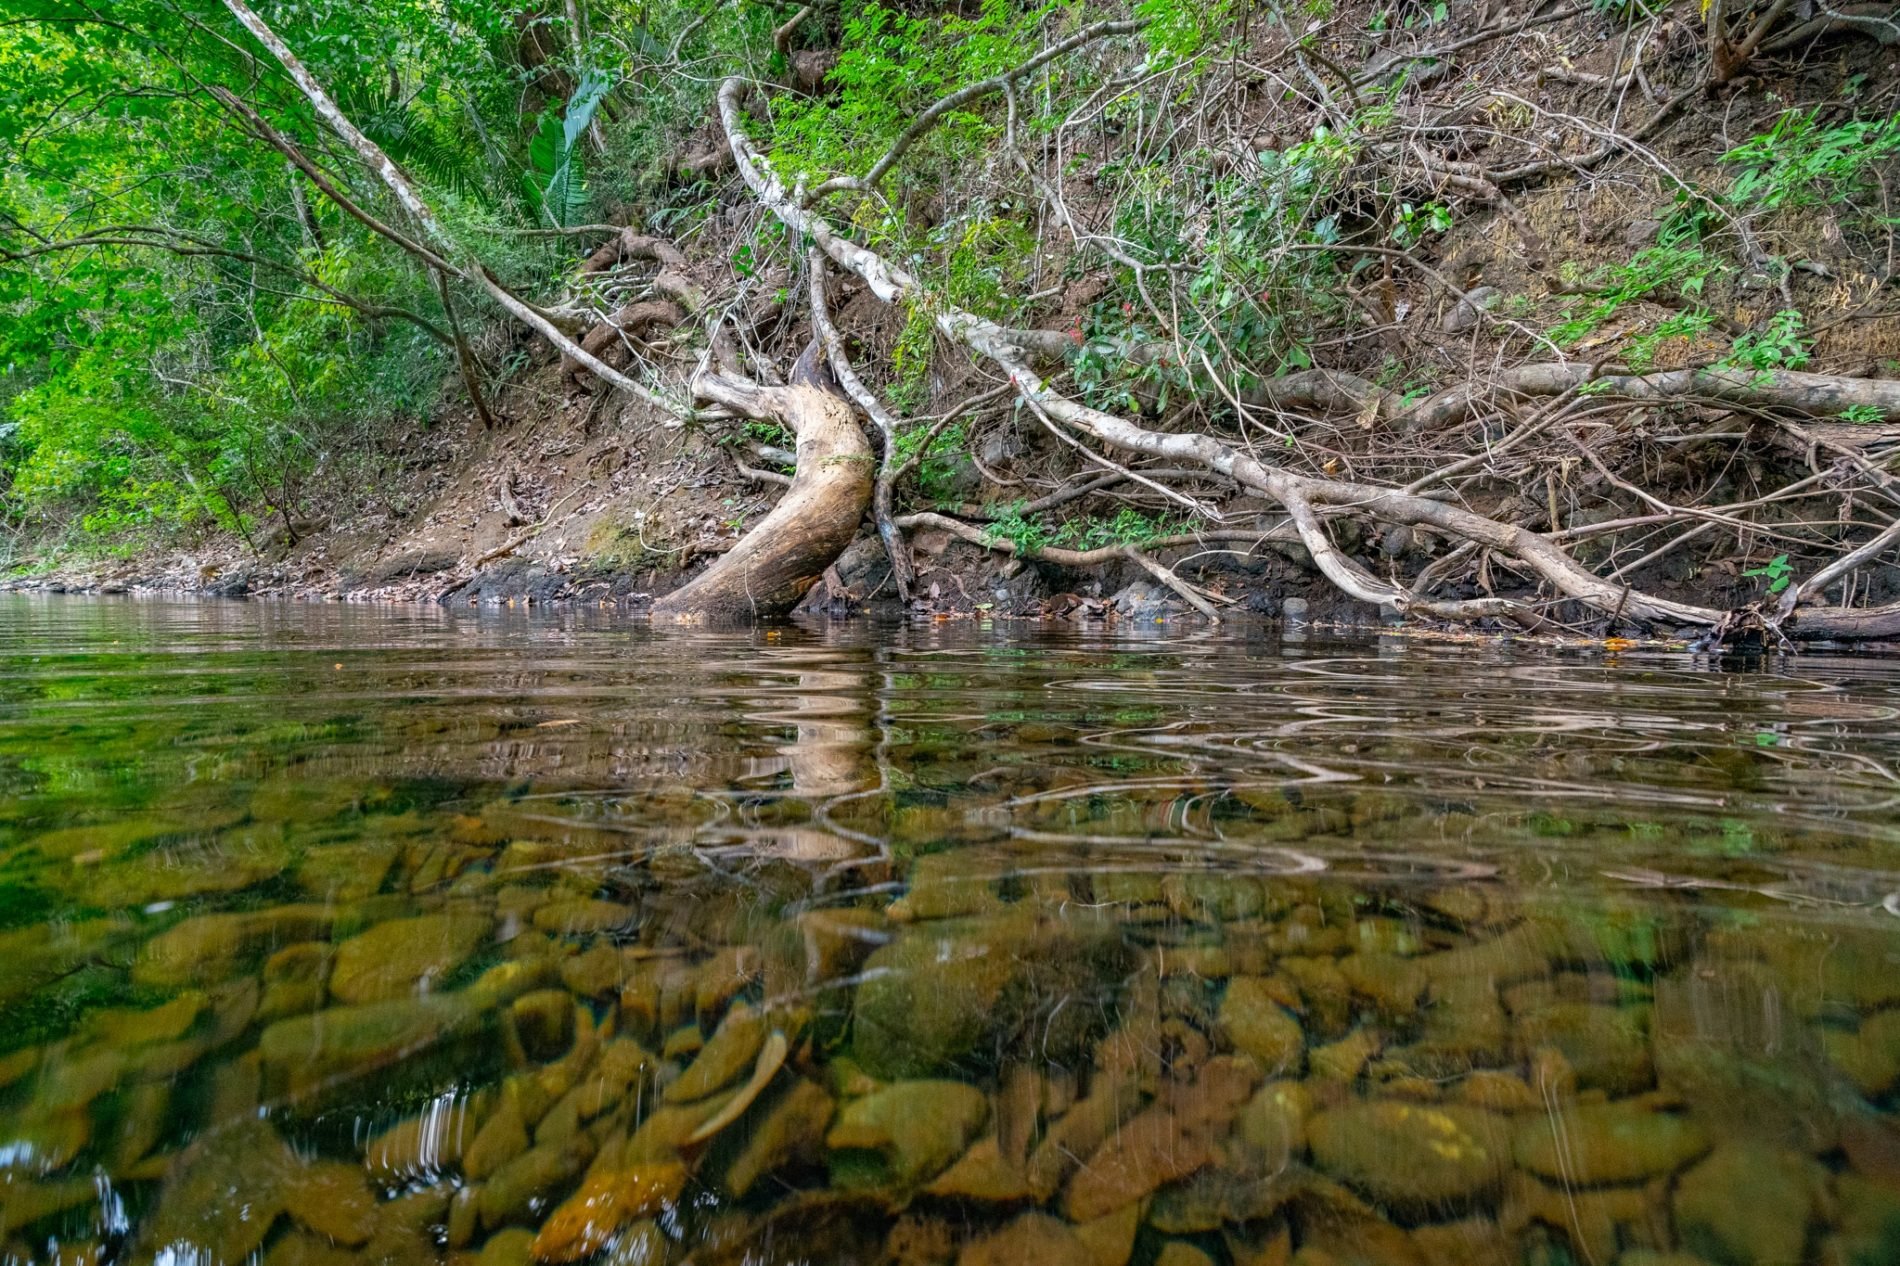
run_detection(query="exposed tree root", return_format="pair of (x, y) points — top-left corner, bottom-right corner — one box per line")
(651, 348), (872, 622)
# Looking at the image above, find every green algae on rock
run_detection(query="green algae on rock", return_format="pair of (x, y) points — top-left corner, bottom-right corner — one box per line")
(1218, 976), (1305, 1073)
(328, 912), (493, 1004)
(1512, 1101), (1710, 1186)
(851, 911), (1129, 1078)
(1673, 1143), (1823, 1266)
(827, 1080), (989, 1192)
(1307, 1100), (1511, 1210)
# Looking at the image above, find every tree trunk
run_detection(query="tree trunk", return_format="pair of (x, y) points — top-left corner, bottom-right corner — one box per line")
(652, 360), (872, 622)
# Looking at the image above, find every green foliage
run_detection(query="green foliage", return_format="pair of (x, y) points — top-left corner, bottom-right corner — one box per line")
(523, 70), (614, 228)
(982, 500), (1053, 553)
(1590, 0), (1661, 21)
(1076, 123), (1361, 408)
(1723, 109), (1900, 211)
(1390, 200), (1451, 249)
(890, 301), (939, 413)
(1719, 310), (1811, 380)
(1623, 310), (1715, 372)
(1838, 404), (1884, 424)
(1139, 0), (1233, 60)
(981, 503), (1183, 554)
(1054, 506), (1181, 550)
(1741, 553), (1793, 596)
(0, 0), (732, 548)
(1548, 246), (1722, 347)
(899, 419), (971, 503)
(771, 0), (1057, 182)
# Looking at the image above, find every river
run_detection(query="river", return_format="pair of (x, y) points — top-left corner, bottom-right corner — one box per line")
(1, 596), (1898, 1265)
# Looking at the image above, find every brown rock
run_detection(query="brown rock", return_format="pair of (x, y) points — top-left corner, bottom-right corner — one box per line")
(924, 1136), (1035, 1202)
(726, 1078), (836, 1198)
(136, 1118), (296, 1263)
(529, 1162), (686, 1262)
(282, 1162), (377, 1246)
(665, 1001), (766, 1103)
(1074, 1202), (1141, 1266)
(1408, 1217), (1514, 1266)
(956, 1212), (1092, 1266)
(1026, 1072), (1139, 1199)
(1673, 1143), (1821, 1266)
(1154, 1244), (1216, 1266)
(464, 1095), (532, 1182)
(828, 1080), (989, 1191)
(1339, 954), (1428, 1016)
(1220, 977), (1304, 1073)
(531, 898), (633, 936)
(1307, 1101), (1510, 1209)
(1512, 1101), (1708, 1186)
(1063, 1106), (1210, 1221)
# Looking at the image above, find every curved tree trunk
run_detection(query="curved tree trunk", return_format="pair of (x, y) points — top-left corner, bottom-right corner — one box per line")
(651, 360), (872, 622)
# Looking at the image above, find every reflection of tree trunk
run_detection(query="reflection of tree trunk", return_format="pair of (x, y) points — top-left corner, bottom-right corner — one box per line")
(782, 667), (873, 796)
(739, 656), (875, 862)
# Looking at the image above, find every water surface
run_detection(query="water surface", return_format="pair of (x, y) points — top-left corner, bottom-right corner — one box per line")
(2, 597), (1899, 1266)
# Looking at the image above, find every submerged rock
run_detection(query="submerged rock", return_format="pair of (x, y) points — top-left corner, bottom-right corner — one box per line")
(1673, 1143), (1821, 1266)
(665, 1000), (767, 1103)
(851, 909), (1129, 1078)
(1512, 1100), (1708, 1186)
(328, 912), (492, 1004)
(1154, 1243), (1217, 1266)
(1501, 1170), (1666, 1264)
(1825, 1008), (1900, 1099)
(464, 1094), (532, 1181)
(924, 1135), (1036, 1202)
(1219, 977), (1305, 1073)
(955, 1212), (1093, 1266)
(532, 898), (634, 937)
(1306, 1100), (1510, 1210)
(1061, 1061), (1256, 1222)
(281, 1161), (377, 1246)
(726, 1078), (836, 1197)
(827, 1080), (989, 1192)
(530, 1161), (686, 1262)
(1339, 953), (1428, 1017)
(257, 993), (484, 1103)
(135, 906), (334, 988)
(1237, 1079), (1311, 1167)
(1512, 1000), (1652, 1094)
(478, 1136), (596, 1231)
(1407, 975), (1510, 1074)
(136, 1117), (297, 1263)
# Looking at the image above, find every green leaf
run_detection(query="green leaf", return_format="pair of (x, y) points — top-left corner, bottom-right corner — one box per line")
(524, 69), (613, 228)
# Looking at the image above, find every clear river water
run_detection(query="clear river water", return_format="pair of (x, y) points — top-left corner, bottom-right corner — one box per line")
(2, 596), (1899, 1266)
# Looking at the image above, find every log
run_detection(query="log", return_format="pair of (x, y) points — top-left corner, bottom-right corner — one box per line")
(650, 351), (872, 622)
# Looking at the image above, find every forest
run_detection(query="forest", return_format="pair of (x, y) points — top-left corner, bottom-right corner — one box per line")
(3, 0), (1899, 638)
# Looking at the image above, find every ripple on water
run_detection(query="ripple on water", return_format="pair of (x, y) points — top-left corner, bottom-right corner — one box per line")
(1, 597), (1899, 1263)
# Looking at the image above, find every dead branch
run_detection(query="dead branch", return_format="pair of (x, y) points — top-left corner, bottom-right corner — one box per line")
(806, 249), (915, 600)
(713, 74), (1900, 641)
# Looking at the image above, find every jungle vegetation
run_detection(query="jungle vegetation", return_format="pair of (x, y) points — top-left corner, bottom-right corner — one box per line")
(3, 0), (1900, 635)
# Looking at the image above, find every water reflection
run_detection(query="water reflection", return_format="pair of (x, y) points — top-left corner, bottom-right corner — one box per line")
(0, 597), (1898, 1265)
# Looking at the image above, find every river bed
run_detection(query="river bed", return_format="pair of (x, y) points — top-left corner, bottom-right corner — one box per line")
(1, 597), (1898, 1266)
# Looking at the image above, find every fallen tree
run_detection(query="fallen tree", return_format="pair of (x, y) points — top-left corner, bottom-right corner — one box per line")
(702, 71), (1900, 642)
